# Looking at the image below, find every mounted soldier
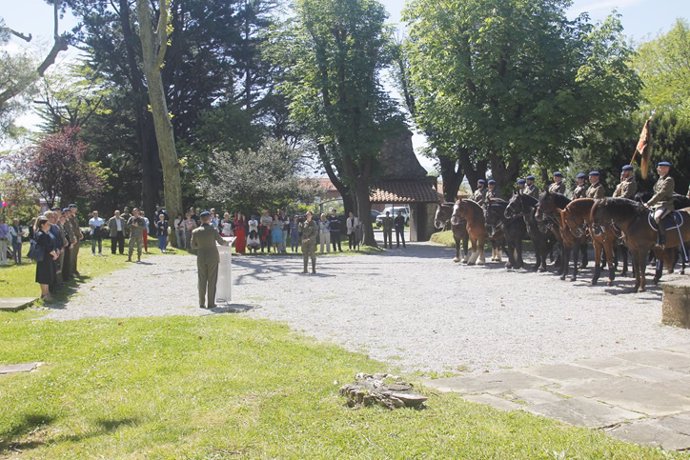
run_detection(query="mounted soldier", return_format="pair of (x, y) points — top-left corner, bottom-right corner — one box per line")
(645, 161), (675, 249)
(486, 179), (499, 200)
(586, 171), (605, 199)
(612, 165), (638, 200)
(548, 171), (566, 195)
(524, 175), (539, 199)
(573, 173), (587, 199)
(472, 179), (487, 206)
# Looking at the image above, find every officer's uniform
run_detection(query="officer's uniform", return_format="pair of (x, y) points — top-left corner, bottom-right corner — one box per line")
(613, 177), (637, 199)
(524, 183), (539, 199)
(381, 214), (394, 249)
(548, 181), (566, 195)
(67, 208), (82, 276)
(300, 217), (318, 273)
(191, 217), (228, 308)
(573, 184), (587, 199)
(646, 163), (675, 247)
(127, 215), (146, 261)
(472, 187), (487, 206)
(586, 182), (605, 199)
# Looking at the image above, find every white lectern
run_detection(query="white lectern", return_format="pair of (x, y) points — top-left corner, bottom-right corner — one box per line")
(216, 237), (236, 304)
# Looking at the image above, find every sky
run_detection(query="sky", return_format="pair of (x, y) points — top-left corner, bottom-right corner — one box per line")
(2, 0), (689, 168)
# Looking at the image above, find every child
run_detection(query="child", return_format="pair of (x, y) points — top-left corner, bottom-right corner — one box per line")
(247, 230), (261, 254)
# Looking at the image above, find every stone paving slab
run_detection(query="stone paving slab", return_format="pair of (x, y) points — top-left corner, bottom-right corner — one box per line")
(608, 419), (690, 451)
(461, 394), (524, 412)
(574, 356), (639, 374)
(0, 297), (36, 312)
(618, 366), (690, 383)
(522, 363), (614, 383)
(506, 388), (565, 406)
(616, 350), (690, 372)
(0, 362), (43, 374)
(428, 371), (552, 395)
(526, 397), (644, 429)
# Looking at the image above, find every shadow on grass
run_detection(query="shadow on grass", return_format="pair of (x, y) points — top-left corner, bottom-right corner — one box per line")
(0, 413), (57, 453)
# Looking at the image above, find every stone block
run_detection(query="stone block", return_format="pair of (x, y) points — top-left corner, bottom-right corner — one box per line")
(462, 394), (524, 412)
(616, 350), (690, 372)
(427, 371), (551, 395)
(0, 298), (36, 312)
(0, 362), (42, 374)
(527, 397), (643, 429)
(662, 279), (690, 328)
(608, 419), (690, 450)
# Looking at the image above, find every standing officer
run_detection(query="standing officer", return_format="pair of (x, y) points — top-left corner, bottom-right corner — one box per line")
(573, 173), (587, 199)
(126, 208), (146, 262)
(68, 204), (83, 276)
(612, 165), (638, 199)
(394, 210), (406, 248)
(191, 210), (229, 308)
(524, 175), (539, 199)
(548, 171), (566, 194)
(586, 171), (605, 199)
(472, 179), (487, 205)
(300, 210), (318, 274)
(381, 211), (394, 249)
(645, 161), (675, 249)
(486, 180), (499, 199)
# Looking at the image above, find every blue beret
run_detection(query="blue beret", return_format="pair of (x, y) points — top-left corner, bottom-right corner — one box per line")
(526, 175), (535, 181)
(621, 165), (634, 172)
(199, 210), (211, 217)
(588, 171), (600, 176)
(68, 204), (77, 208)
(62, 208), (70, 213)
(576, 172), (586, 179)
(658, 161), (672, 167)
(478, 179), (486, 184)
(488, 179), (496, 185)
(553, 171), (563, 177)
(516, 179), (526, 185)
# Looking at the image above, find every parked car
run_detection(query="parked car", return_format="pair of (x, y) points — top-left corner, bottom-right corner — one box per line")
(375, 206), (410, 226)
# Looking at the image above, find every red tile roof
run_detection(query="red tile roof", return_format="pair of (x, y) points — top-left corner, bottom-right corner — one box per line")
(370, 180), (441, 203)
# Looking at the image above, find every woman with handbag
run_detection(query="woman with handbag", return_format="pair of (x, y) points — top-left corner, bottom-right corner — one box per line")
(33, 215), (59, 301)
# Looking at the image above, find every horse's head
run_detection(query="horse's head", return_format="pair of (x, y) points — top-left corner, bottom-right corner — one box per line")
(434, 203), (453, 230)
(505, 193), (520, 219)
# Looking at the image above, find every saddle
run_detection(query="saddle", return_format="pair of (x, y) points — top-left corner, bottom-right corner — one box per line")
(648, 210), (684, 232)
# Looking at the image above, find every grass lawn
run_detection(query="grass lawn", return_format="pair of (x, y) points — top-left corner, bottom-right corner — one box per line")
(430, 230), (455, 247)
(0, 311), (683, 459)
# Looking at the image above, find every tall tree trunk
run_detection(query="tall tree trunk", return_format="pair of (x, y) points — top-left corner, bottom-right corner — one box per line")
(353, 179), (376, 247)
(490, 155), (521, 197)
(135, 0), (183, 235)
(438, 154), (463, 202)
(317, 144), (354, 214)
(458, 151), (487, 193)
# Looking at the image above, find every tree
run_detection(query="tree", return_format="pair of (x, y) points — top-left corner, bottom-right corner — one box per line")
(278, 0), (401, 246)
(635, 19), (690, 123)
(202, 138), (316, 211)
(135, 0), (183, 231)
(24, 127), (104, 208)
(402, 0), (641, 192)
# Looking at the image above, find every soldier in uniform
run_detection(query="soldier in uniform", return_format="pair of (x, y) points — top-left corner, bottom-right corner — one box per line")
(612, 165), (638, 199)
(524, 175), (540, 199)
(516, 178), (526, 194)
(68, 204), (83, 277)
(586, 171), (605, 199)
(472, 179), (487, 205)
(300, 210), (318, 274)
(121, 207), (132, 238)
(191, 210), (229, 308)
(548, 171), (566, 195)
(126, 208), (146, 262)
(573, 173), (587, 199)
(486, 179), (499, 200)
(381, 211), (394, 249)
(645, 161), (675, 249)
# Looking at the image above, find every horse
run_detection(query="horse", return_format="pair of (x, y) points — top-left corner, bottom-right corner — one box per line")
(452, 199), (487, 265)
(535, 191), (572, 277)
(505, 193), (554, 272)
(560, 198), (617, 285)
(591, 198), (690, 292)
(484, 198), (527, 269)
(434, 202), (470, 263)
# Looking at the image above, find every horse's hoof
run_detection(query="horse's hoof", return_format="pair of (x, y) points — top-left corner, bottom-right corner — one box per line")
(653, 278), (660, 285)
(453, 258), (460, 263)
(467, 262), (475, 266)
(560, 275), (566, 281)
(538, 267), (546, 273)
(570, 276), (577, 282)
(505, 263), (512, 269)
(591, 279), (598, 286)
(639, 287), (646, 293)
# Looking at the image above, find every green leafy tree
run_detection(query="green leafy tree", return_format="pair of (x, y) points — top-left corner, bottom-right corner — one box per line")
(278, 0), (401, 246)
(403, 0), (640, 193)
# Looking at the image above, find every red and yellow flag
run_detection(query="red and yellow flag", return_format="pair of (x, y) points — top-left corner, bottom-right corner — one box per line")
(636, 117), (652, 180)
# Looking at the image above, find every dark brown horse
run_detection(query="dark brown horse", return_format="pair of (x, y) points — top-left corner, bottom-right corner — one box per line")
(505, 193), (555, 272)
(591, 198), (690, 292)
(560, 198), (617, 285)
(535, 191), (571, 276)
(452, 199), (487, 265)
(434, 202), (469, 263)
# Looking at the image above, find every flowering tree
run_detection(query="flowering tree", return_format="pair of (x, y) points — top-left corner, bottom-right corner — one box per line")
(25, 127), (105, 208)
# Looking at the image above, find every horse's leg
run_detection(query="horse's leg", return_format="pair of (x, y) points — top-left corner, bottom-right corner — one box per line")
(477, 237), (486, 265)
(654, 251), (664, 285)
(467, 238), (478, 265)
(462, 234), (470, 263)
(570, 243), (579, 282)
(560, 243), (570, 281)
(605, 238), (616, 286)
(631, 251), (642, 293)
(639, 248), (649, 293)
(453, 236), (461, 263)
(592, 238), (602, 285)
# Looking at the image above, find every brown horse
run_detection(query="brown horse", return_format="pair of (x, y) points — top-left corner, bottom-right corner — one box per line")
(591, 198), (690, 293)
(560, 198), (617, 285)
(452, 199), (487, 265)
(434, 203), (469, 263)
(536, 191), (571, 276)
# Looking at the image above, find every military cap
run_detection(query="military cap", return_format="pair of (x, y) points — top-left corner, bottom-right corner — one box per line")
(478, 179), (486, 184)
(516, 179), (526, 185)
(526, 175), (535, 181)
(588, 171), (600, 176)
(621, 165), (634, 172)
(62, 207), (70, 213)
(658, 161), (672, 167)
(576, 172), (586, 179)
(199, 210), (211, 218)
(488, 179), (496, 185)
(68, 203), (77, 208)
(553, 171), (563, 177)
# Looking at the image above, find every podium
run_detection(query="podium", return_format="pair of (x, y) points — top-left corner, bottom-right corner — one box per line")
(216, 237), (236, 304)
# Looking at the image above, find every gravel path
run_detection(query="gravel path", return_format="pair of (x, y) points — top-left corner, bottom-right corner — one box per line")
(45, 243), (690, 374)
